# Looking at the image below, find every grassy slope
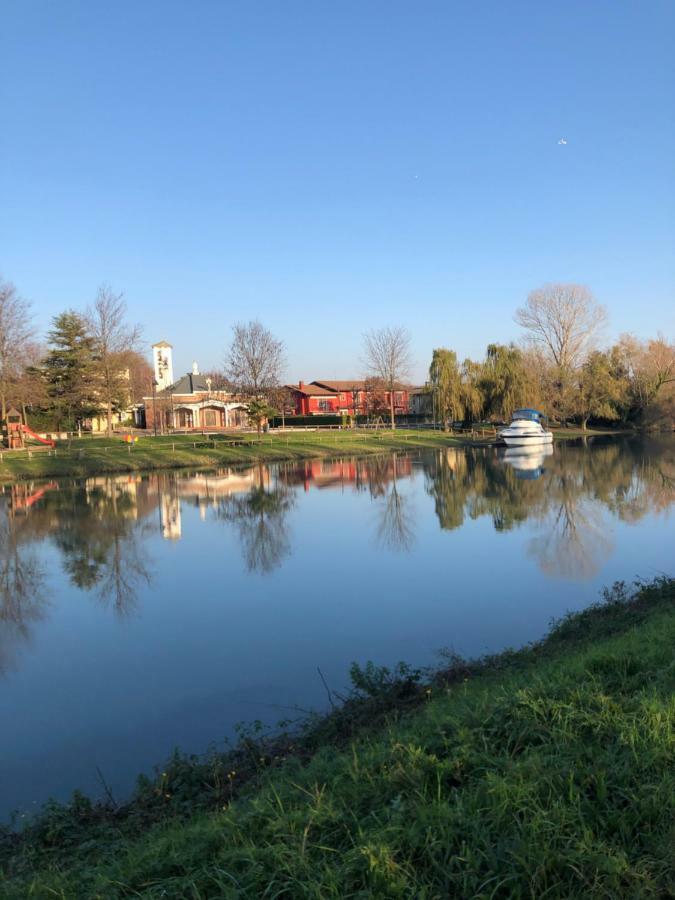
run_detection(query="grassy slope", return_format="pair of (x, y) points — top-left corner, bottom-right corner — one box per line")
(1, 579), (673, 898)
(0, 426), (615, 482)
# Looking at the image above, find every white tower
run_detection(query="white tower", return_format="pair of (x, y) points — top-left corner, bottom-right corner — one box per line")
(152, 341), (174, 391)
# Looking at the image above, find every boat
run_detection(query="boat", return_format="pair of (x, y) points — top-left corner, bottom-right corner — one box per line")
(498, 409), (553, 447)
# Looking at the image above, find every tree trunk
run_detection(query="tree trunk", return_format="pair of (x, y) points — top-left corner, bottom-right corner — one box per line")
(390, 391), (395, 430)
(107, 400), (113, 437)
(581, 416), (588, 431)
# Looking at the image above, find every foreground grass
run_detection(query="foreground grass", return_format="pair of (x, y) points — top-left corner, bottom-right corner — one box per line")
(1, 577), (673, 898)
(0, 425), (619, 482)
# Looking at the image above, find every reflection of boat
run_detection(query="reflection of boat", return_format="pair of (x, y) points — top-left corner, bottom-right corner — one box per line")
(502, 445), (553, 479)
(499, 409), (553, 446)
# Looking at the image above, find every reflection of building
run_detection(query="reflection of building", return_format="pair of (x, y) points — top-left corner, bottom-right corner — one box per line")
(160, 492), (182, 541)
(143, 343), (249, 433)
(279, 456), (414, 492)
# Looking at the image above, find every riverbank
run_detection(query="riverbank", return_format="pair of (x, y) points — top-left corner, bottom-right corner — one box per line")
(2, 576), (673, 897)
(0, 425), (626, 482)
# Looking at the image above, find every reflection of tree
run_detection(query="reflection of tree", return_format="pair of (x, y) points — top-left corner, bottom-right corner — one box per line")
(19, 480), (152, 617)
(0, 508), (47, 676)
(215, 477), (295, 574)
(375, 456), (415, 552)
(423, 437), (675, 580)
(527, 495), (612, 579)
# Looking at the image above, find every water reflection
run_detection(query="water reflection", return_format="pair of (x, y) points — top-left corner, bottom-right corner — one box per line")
(0, 506), (47, 676)
(0, 437), (672, 672)
(502, 445), (553, 479)
(214, 466), (295, 574)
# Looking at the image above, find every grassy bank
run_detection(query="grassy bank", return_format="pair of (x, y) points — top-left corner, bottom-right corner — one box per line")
(2, 577), (673, 898)
(0, 425), (623, 482)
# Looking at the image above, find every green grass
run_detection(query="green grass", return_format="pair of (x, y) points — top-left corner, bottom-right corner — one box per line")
(0, 425), (626, 482)
(0, 429), (490, 482)
(1, 577), (673, 898)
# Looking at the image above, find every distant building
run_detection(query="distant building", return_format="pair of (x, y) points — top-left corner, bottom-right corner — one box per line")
(142, 344), (249, 432)
(286, 380), (414, 417)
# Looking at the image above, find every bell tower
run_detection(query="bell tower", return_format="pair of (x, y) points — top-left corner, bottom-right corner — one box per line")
(152, 341), (174, 391)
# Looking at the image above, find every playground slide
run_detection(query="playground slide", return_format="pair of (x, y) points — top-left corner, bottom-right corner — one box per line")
(21, 426), (55, 448)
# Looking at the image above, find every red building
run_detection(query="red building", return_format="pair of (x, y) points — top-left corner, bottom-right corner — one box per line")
(286, 380), (412, 417)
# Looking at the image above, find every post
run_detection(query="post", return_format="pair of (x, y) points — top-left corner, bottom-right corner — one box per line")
(152, 379), (158, 437)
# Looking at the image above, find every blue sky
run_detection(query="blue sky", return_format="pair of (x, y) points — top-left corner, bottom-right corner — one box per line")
(1, 1), (673, 382)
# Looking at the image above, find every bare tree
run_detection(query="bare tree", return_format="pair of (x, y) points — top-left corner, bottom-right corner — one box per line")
(362, 326), (413, 429)
(515, 284), (607, 371)
(0, 278), (36, 420)
(226, 321), (285, 435)
(87, 286), (142, 435)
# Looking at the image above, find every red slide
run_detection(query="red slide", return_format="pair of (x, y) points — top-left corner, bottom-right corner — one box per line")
(21, 426), (55, 448)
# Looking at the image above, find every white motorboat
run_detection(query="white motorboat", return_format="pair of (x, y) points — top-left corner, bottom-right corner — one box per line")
(498, 409), (553, 447)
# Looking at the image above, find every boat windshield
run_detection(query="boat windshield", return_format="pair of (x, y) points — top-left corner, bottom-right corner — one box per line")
(512, 408), (546, 422)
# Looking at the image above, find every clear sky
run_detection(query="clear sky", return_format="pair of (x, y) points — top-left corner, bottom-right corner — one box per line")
(1, 1), (673, 383)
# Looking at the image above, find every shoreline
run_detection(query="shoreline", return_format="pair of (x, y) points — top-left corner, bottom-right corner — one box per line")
(2, 576), (673, 896)
(0, 426), (633, 483)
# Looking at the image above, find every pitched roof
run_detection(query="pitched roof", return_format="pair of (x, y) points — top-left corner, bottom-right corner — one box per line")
(152, 340), (173, 348)
(312, 380), (367, 392)
(313, 380), (413, 392)
(286, 383), (336, 396)
(161, 372), (211, 395)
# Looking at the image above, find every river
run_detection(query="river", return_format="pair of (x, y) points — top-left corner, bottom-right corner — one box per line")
(0, 435), (673, 818)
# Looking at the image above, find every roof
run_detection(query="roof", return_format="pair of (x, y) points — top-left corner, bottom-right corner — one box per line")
(286, 383), (337, 396)
(161, 372), (211, 395)
(313, 380), (412, 392)
(312, 380), (366, 392)
(152, 340), (173, 348)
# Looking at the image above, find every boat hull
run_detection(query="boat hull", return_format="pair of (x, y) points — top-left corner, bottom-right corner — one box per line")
(501, 432), (553, 447)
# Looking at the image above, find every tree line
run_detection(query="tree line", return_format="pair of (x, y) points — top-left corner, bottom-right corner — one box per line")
(0, 279), (150, 434)
(1, 275), (673, 435)
(425, 284), (674, 429)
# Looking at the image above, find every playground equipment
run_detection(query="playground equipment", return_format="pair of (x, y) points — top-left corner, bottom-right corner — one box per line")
(2, 408), (55, 450)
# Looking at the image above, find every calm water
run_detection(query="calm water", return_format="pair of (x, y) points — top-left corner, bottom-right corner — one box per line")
(1, 436), (673, 818)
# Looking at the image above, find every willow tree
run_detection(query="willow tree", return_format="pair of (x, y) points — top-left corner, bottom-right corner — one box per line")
(481, 343), (530, 420)
(428, 348), (463, 430)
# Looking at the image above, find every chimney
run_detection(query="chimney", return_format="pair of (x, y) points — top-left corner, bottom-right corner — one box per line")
(299, 380), (305, 390)
(192, 361), (199, 375)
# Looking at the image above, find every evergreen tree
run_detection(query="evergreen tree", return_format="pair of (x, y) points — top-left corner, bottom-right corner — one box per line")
(43, 311), (100, 430)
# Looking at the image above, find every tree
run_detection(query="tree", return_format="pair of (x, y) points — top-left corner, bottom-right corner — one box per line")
(226, 321), (285, 397)
(43, 311), (99, 431)
(576, 350), (627, 430)
(461, 359), (484, 424)
(245, 398), (277, 441)
(362, 326), (413, 429)
(515, 283), (607, 370)
(7, 342), (48, 427)
(481, 343), (531, 420)
(617, 333), (675, 422)
(87, 286), (142, 435)
(0, 278), (35, 421)
(428, 348), (463, 430)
